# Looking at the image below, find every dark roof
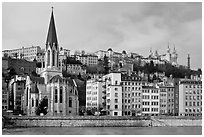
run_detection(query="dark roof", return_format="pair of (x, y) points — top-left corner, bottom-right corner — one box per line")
(46, 9), (58, 50)
(107, 48), (113, 51)
(30, 76), (44, 84)
(122, 50), (127, 54)
(30, 83), (39, 94)
(49, 75), (63, 82)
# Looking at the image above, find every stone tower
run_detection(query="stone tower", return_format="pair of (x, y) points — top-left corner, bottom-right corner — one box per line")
(171, 46), (178, 66)
(40, 7), (62, 84)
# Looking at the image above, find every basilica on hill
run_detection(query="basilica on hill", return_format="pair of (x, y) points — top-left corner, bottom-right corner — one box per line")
(22, 8), (79, 116)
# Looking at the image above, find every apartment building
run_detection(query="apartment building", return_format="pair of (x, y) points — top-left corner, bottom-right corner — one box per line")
(8, 75), (26, 112)
(86, 79), (103, 111)
(2, 77), (9, 110)
(159, 85), (175, 115)
(121, 74), (144, 116)
(102, 72), (122, 116)
(3, 46), (42, 61)
(74, 54), (98, 66)
(142, 86), (160, 116)
(179, 78), (202, 116)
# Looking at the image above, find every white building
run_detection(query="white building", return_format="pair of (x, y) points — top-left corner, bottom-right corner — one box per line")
(102, 72), (123, 116)
(178, 78), (202, 116)
(86, 79), (103, 111)
(142, 86), (160, 116)
(3, 46), (42, 61)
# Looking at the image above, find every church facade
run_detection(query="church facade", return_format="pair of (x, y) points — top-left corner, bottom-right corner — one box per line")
(22, 9), (79, 116)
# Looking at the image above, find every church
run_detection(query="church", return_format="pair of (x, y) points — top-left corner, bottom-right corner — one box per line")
(22, 8), (79, 116)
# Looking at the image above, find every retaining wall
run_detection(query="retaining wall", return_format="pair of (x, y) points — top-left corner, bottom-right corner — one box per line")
(5, 116), (202, 127)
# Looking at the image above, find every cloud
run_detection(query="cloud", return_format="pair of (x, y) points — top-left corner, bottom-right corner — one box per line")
(2, 2), (202, 69)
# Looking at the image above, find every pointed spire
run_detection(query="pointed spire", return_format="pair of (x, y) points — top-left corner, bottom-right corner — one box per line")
(46, 7), (58, 50)
(167, 42), (170, 53)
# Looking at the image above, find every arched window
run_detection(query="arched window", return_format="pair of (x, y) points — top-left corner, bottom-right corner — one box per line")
(47, 50), (50, 66)
(26, 88), (28, 106)
(69, 97), (72, 107)
(36, 99), (38, 107)
(32, 98), (34, 107)
(60, 87), (63, 103)
(56, 53), (58, 67)
(55, 88), (58, 103)
(52, 50), (55, 66)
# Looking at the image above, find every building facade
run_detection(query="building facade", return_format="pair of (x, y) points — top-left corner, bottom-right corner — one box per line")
(121, 74), (144, 116)
(8, 75), (26, 112)
(178, 79), (202, 116)
(102, 72), (123, 116)
(2, 77), (9, 110)
(3, 46), (42, 61)
(86, 79), (103, 112)
(142, 86), (160, 116)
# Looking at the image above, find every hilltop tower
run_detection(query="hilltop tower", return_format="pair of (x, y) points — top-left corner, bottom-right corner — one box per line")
(187, 53), (190, 69)
(171, 45), (178, 66)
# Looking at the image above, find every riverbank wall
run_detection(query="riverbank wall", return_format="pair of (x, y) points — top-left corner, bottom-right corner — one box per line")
(4, 116), (202, 128)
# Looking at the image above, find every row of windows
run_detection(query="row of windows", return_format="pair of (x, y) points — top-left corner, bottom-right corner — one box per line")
(122, 86), (141, 91)
(55, 88), (63, 103)
(185, 108), (202, 113)
(185, 90), (202, 94)
(123, 98), (141, 103)
(123, 92), (141, 97)
(123, 104), (141, 109)
(142, 108), (159, 112)
(186, 85), (202, 89)
(185, 95), (202, 100)
(121, 82), (142, 86)
(185, 102), (202, 106)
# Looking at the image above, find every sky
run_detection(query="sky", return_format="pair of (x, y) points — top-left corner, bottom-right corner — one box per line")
(2, 2), (202, 70)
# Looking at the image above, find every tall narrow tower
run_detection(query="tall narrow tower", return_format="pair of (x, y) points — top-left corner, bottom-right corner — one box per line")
(40, 7), (62, 84)
(187, 53), (190, 69)
(45, 7), (59, 68)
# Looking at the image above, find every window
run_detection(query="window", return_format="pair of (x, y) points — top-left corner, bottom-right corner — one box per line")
(60, 87), (63, 103)
(32, 98), (34, 107)
(115, 99), (118, 103)
(47, 50), (50, 66)
(36, 99), (38, 107)
(55, 88), (58, 103)
(115, 93), (118, 97)
(114, 112), (118, 116)
(69, 97), (72, 107)
(52, 50), (55, 66)
(115, 105), (118, 109)
(115, 88), (118, 91)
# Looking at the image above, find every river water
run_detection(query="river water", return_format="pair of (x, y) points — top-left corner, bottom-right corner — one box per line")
(2, 126), (202, 135)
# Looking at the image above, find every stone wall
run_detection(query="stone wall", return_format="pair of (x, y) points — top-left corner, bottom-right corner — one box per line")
(5, 116), (202, 128)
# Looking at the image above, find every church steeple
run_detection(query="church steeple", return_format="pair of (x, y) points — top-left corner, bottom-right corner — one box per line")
(46, 7), (58, 50)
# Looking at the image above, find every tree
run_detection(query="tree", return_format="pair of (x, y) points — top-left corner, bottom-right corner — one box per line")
(36, 97), (48, 115)
(36, 62), (42, 68)
(3, 53), (8, 58)
(103, 55), (110, 74)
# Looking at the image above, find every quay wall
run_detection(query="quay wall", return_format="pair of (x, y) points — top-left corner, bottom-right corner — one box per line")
(4, 116), (202, 127)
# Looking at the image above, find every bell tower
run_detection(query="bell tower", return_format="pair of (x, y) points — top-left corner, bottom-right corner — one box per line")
(41, 7), (62, 84)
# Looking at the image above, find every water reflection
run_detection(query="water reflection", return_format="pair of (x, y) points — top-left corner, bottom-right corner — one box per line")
(3, 126), (202, 135)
